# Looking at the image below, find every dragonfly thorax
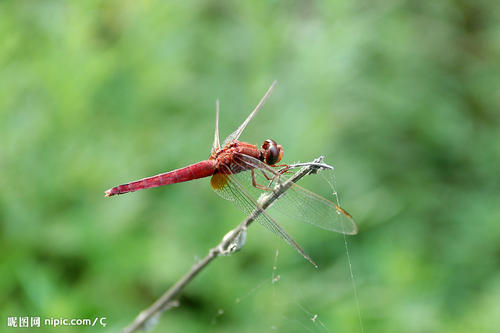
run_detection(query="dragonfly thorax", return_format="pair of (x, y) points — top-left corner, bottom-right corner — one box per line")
(210, 139), (283, 176)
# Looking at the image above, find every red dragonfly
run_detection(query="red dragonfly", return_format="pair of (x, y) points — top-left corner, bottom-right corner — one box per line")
(105, 81), (357, 266)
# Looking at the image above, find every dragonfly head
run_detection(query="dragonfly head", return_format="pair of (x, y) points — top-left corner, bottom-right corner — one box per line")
(262, 139), (283, 165)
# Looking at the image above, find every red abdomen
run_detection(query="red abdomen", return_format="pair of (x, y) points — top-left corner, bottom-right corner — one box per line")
(105, 160), (216, 196)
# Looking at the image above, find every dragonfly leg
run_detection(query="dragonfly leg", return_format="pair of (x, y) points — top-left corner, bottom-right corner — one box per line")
(259, 168), (275, 181)
(259, 169), (280, 188)
(259, 165), (290, 188)
(272, 164), (288, 168)
(273, 164), (291, 176)
(260, 163), (291, 180)
(278, 164), (291, 173)
(251, 169), (272, 191)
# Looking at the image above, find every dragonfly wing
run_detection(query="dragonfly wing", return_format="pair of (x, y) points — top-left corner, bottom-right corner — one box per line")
(223, 81), (277, 145)
(211, 165), (317, 267)
(234, 154), (358, 235)
(211, 100), (220, 155)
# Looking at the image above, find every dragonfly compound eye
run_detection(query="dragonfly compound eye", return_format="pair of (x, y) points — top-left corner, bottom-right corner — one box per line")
(263, 139), (283, 165)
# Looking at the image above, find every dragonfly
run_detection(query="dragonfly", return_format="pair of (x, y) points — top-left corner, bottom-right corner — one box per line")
(105, 81), (357, 266)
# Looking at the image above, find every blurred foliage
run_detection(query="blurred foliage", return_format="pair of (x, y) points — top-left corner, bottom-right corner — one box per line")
(1, 0), (499, 332)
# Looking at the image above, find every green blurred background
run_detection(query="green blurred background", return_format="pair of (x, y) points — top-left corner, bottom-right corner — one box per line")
(1, 1), (499, 332)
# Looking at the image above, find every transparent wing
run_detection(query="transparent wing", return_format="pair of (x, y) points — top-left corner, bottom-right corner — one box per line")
(212, 164), (317, 267)
(222, 81), (277, 145)
(233, 154), (358, 235)
(211, 100), (220, 155)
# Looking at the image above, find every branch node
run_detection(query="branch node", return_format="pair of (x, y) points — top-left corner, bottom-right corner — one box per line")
(219, 226), (247, 255)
